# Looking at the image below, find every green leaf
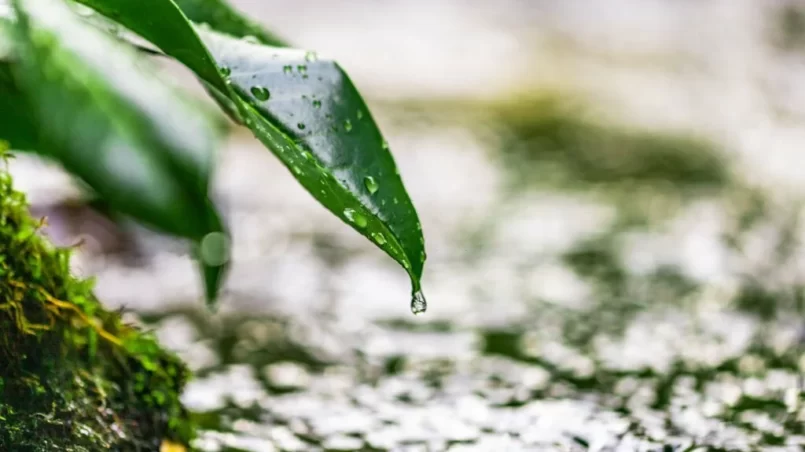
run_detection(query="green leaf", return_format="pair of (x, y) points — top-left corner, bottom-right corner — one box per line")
(173, 0), (287, 46)
(10, 0), (228, 305)
(74, 0), (428, 312)
(201, 31), (428, 307)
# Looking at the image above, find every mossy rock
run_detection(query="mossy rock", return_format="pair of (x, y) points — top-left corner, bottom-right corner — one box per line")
(0, 158), (193, 450)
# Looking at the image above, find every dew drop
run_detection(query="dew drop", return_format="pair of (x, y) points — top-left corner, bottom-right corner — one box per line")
(312, 100), (322, 109)
(381, 140), (389, 151)
(344, 119), (353, 132)
(364, 176), (379, 194)
(200, 232), (230, 267)
(219, 66), (231, 76)
(74, 4), (94, 17)
(250, 86), (270, 101)
(283, 65), (293, 74)
(305, 51), (318, 62)
(357, 110), (364, 120)
(410, 290), (427, 315)
(420, 251), (426, 262)
(302, 151), (314, 161)
(343, 208), (367, 228)
(371, 232), (387, 246)
(292, 165), (303, 175)
(393, 197), (399, 205)
(242, 35), (260, 44)
(297, 123), (306, 130)
(297, 65), (307, 74)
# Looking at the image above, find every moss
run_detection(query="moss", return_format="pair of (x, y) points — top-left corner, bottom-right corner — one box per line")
(0, 153), (194, 451)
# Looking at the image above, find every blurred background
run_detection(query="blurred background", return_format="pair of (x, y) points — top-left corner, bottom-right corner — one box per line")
(11, 0), (805, 450)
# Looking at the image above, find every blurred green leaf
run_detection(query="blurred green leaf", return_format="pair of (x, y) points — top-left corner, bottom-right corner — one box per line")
(0, 18), (39, 151)
(73, 0), (427, 310)
(0, 62), (39, 152)
(10, 0), (227, 305)
(173, 0), (287, 46)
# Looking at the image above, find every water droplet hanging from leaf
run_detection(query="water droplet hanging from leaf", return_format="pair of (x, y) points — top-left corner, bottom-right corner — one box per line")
(411, 290), (427, 315)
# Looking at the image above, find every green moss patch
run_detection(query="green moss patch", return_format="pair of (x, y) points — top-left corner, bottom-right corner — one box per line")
(0, 154), (193, 451)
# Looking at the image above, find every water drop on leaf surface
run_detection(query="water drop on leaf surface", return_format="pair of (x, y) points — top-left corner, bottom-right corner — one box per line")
(343, 208), (367, 228)
(250, 86), (270, 101)
(200, 232), (230, 267)
(74, 4), (94, 16)
(371, 232), (387, 245)
(364, 176), (379, 194)
(344, 119), (353, 132)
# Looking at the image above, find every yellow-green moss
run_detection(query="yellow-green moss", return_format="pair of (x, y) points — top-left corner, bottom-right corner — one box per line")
(0, 154), (194, 451)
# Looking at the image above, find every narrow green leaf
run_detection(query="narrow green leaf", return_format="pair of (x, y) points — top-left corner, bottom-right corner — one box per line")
(201, 31), (427, 295)
(173, 0), (287, 46)
(10, 0), (228, 305)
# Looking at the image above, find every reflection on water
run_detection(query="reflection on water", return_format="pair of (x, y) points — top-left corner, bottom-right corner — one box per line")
(11, 1), (805, 450)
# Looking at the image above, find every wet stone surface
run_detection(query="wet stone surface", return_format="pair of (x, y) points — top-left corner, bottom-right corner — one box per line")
(18, 97), (805, 450)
